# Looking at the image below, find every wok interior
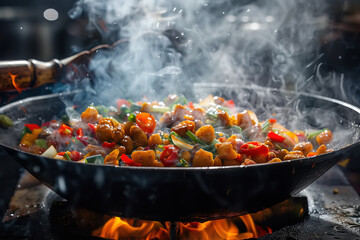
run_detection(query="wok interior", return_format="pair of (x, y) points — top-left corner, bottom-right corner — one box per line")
(0, 87), (359, 153)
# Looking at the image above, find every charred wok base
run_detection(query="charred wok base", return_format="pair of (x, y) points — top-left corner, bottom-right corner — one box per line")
(0, 87), (359, 221)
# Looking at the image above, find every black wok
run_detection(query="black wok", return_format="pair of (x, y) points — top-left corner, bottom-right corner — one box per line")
(0, 87), (359, 222)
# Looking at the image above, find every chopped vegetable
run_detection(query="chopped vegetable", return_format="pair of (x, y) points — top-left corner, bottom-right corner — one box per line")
(120, 154), (141, 166)
(169, 96), (187, 109)
(88, 123), (97, 134)
(76, 128), (84, 137)
(306, 129), (326, 140)
(246, 111), (259, 125)
(268, 119), (277, 124)
(135, 112), (156, 134)
(95, 105), (109, 116)
(63, 152), (71, 161)
(59, 124), (73, 136)
(20, 128), (42, 146)
(225, 100), (235, 108)
(76, 136), (89, 146)
(35, 139), (48, 148)
(176, 158), (189, 167)
(0, 114), (13, 128)
(20, 126), (32, 139)
(151, 105), (171, 113)
(128, 113), (136, 122)
(130, 103), (141, 112)
(61, 115), (70, 124)
(102, 141), (116, 148)
(41, 145), (57, 158)
(68, 151), (81, 161)
(206, 110), (218, 121)
(171, 133), (194, 151)
(85, 154), (104, 165)
(160, 145), (179, 167)
(261, 120), (270, 132)
(186, 130), (205, 144)
(240, 141), (269, 155)
(118, 105), (130, 119)
(18, 94), (334, 168)
(268, 131), (285, 143)
(24, 124), (41, 132)
(116, 99), (131, 108)
(185, 130), (216, 153)
(230, 125), (243, 134)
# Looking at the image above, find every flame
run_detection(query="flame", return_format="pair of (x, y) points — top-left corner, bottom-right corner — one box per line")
(93, 214), (271, 240)
(9, 73), (24, 93)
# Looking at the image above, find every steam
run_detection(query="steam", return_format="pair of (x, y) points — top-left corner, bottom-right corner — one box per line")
(67, 0), (333, 99)
(66, 0), (360, 148)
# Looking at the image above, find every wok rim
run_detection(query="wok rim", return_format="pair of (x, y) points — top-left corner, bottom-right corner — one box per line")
(0, 87), (359, 172)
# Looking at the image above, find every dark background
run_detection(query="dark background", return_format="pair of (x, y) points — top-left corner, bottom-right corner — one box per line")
(0, 0), (94, 61)
(0, 0), (359, 221)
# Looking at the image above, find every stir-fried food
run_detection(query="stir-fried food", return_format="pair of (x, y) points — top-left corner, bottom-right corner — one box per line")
(18, 95), (334, 167)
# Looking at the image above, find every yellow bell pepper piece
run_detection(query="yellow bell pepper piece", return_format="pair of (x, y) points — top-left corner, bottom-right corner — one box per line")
(20, 128), (43, 147)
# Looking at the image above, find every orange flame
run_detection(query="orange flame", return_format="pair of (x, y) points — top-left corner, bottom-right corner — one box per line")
(9, 73), (24, 93)
(93, 214), (270, 240)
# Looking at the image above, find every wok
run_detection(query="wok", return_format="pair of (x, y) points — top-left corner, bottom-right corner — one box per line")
(0, 87), (359, 222)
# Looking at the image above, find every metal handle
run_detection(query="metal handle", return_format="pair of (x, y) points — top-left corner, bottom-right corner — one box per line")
(0, 40), (128, 92)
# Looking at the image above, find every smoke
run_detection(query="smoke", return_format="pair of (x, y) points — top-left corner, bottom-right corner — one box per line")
(65, 0), (360, 148)
(67, 0), (335, 100)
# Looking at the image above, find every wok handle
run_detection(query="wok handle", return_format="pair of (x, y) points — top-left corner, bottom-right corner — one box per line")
(0, 59), (62, 92)
(0, 40), (128, 92)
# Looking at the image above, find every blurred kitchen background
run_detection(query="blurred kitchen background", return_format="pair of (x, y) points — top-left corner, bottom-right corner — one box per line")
(0, 0), (359, 193)
(0, 1), (358, 72)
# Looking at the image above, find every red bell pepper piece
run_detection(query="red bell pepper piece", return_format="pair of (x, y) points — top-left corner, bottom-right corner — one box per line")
(88, 123), (97, 134)
(41, 120), (57, 128)
(268, 131), (285, 143)
(135, 112), (156, 134)
(160, 145), (179, 167)
(57, 152), (65, 156)
(188, 101), (194, 109)
(76, 128), (84, 137)
(240, 141), (269, 156)
(59, 124), (73, 136)
(268, 119), (277, 124)
(24, 124), (41, 132)
(102, 141), (116, 148)
(76, 136), (89, 146)
(116, 99), (131, 108)
(225, 100), (235, 108)
(120, 154), (141, 166)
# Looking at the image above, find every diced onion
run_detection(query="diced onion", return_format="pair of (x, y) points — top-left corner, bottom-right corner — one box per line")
(247, 110), (259, 125)
(41, 145), (57, 158)
(171, 135), (194, 151)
